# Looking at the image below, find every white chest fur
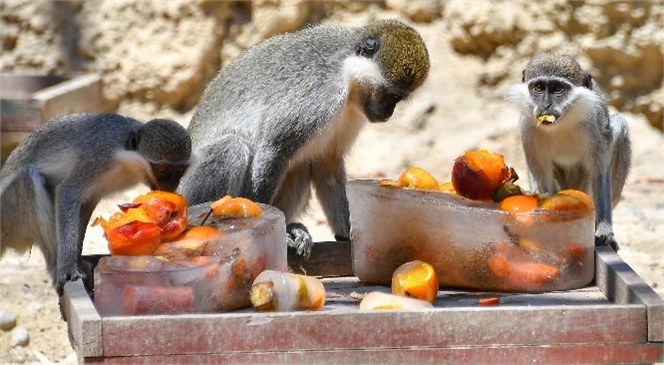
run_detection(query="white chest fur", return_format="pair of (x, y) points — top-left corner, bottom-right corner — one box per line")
(84, 150), (150, 201)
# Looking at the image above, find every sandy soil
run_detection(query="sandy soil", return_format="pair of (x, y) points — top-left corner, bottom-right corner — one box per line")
(1, 19), (663, 364)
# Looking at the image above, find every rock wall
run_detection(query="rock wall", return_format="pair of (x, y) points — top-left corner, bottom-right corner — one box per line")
(1, 0), (662, 130)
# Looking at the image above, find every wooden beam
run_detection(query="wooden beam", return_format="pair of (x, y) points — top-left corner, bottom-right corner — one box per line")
(61, 279), (103, 357)
(288, 240), (352, 276)
(84, 343), (664, 364)
(100, 304), (646, 357)
(595, 245), (664, 341)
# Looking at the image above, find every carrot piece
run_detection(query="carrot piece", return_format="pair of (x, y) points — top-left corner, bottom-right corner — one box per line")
(508, 261), (559, 285)
(488, 255), (510, 278)
(122, 286), (193, 315)
(478, 297), (500, 306)
(563, 242), (588, 261)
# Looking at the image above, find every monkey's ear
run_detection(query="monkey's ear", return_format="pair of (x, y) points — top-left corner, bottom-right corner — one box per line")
(126, 130), (140, 150)
(521, 70), (526, 83)
(356, 37), (380, 57)
(582, 73), (593, 89)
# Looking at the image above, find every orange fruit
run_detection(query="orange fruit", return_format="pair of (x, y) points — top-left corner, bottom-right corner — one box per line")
(211, 195), (263, 218)
(378, 167), (440, 191)
(391, 260), (438, 304)
(499, 195), (539, 212)
(452, 150), (511, 201)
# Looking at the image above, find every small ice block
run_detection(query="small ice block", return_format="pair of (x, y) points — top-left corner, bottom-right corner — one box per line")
(93, 202), (288, 316)
(347, 179), (595, 293)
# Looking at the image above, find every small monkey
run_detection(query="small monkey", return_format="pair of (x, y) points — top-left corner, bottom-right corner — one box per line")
(0, 113), (193, 293)
(506, 53), (631, 251)
(178, 19), (430, 258)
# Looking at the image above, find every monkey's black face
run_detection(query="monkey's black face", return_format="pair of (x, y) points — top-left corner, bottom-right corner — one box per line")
(362, 88), (406, 123)
(149, 162), (189, 192)
(528, 78), (573, 125)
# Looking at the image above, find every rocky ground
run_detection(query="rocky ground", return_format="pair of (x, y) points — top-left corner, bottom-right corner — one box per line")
(1, 1), (663, 363)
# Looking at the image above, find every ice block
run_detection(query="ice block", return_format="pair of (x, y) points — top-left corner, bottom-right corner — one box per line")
(94, 202), (288, 316)
(347, 179), (595, 293)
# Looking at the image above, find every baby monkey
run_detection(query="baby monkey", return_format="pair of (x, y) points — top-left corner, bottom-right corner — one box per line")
(506, 53), (631, 251)
(0, 113), (192, 293)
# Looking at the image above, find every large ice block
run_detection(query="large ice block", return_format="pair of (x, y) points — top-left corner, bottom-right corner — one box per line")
(347, 180), (595, 293)
(94, 203), (288, 316)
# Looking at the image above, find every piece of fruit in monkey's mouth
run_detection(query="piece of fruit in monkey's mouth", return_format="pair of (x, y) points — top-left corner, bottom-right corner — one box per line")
(537, 114), (557, 125)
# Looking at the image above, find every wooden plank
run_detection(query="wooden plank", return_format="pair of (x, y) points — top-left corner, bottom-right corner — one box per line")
(100, 304), (646, 357)
(83, 343), (664, 364)
(61, 279), (103, 357)
(288, 240), (352, 276)
(35, 73), (102, 122)
(0, 98), (42, 131)
(596, 245), (664, 341)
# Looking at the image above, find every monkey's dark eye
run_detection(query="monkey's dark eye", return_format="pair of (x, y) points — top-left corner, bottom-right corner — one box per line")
(532, 82), (544, 94)
(356, 37), (380, 58)
(156, 165), (167, 173)
(552, 84), (565, 95)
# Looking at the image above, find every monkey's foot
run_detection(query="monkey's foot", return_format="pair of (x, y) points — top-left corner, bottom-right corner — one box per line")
(55, 268), (86, 296)
(595, 229), (620, 252)
(334, 234), (350, 241)
(287, 223), (314, 260)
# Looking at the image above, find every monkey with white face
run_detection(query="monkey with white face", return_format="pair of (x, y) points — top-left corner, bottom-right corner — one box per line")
(0, 113), (193, 293)
(178, 19), (430, 258)
(506, 53), (631, 251)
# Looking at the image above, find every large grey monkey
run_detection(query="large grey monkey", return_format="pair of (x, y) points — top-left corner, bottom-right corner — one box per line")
(179, 19), (430, 258)
(0, 113), (193, 293)
(505, 53), (631, 251)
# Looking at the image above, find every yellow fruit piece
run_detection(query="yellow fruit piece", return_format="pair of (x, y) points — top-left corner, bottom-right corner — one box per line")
(378, 167), (440, 191)
(537, 114), (557, 125)
(391, 260), (438, 304)
(359, 291), (433, 310)
(210, 195), (263, 218)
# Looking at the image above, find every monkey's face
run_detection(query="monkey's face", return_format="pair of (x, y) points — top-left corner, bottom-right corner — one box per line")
(527, 77), (574, 126)
(362, 87), (406, 123)
(148, 162), (190, 192)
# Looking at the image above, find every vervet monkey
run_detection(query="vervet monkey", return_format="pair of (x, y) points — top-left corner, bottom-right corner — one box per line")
(506, 53), (631, 251)
(0, 113), (193, 293)
(179, 19), (430, 258)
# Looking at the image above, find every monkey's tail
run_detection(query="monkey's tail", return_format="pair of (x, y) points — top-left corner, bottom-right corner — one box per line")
(26, 165), (58, 275)
(609, 114), (631, 208)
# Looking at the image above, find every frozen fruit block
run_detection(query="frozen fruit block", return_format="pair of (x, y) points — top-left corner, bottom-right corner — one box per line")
(348, 179), (595, 293)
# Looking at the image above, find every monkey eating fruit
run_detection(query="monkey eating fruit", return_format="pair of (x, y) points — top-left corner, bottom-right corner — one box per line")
(505, 53), (631, 251)
(0, 113), (193, 294)
(179, 19), (430, 259)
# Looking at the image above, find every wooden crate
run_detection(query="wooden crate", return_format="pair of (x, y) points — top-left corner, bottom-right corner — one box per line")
(60, 245), (663, 364)
(0, 73), (102, 161)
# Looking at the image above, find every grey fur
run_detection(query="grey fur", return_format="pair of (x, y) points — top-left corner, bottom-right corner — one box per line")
(0, 113), (192, 293)
(506, 53), (632, 251)
(178, 20), (430, 258)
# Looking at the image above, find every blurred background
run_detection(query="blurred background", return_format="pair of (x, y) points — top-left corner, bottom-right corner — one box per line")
(1, 0), (662, 363)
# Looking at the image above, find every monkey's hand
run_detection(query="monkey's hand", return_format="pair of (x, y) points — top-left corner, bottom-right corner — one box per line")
(55, 267), (85, 296)
(286, 222), (314, 260)
(595, 222), (620, 252)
